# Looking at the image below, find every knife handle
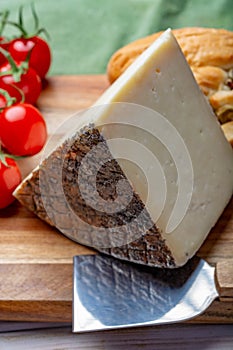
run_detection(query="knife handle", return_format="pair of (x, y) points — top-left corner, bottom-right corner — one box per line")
(215, 260), (233, 299)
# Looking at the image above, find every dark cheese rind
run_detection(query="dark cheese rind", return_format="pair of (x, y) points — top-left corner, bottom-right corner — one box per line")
(15, 126), (175, 268)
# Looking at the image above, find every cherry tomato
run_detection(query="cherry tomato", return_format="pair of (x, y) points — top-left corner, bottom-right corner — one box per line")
(9, 36), (51, 79)
(0, 103), (47, 156)
(0, 61), (41, 105)
(0, 81), (23, 105)
(0, 157), (21, 209)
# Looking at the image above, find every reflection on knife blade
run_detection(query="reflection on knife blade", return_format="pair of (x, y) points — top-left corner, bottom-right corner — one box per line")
(73, 254), (218, 332)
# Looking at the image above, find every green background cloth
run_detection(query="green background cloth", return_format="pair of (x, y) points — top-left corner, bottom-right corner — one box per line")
(2, 0), (233, 76)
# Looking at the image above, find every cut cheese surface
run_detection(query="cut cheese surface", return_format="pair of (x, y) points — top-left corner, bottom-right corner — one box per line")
(14, 29), (233, 268)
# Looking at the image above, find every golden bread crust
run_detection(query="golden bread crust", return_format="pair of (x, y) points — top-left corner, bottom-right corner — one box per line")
(222, 121), (233, 146)
(108, 28), (233, 82)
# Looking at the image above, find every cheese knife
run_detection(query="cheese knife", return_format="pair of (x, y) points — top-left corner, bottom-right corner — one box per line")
(73, 254), (233, 332)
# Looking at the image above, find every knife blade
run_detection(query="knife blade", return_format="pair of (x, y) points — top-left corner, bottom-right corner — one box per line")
(73, 254), (223, 332)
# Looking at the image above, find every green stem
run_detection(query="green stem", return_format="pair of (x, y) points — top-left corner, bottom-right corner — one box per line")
(0, 151), (24, 167)
(31, 3), (39, 33)
(0, 47), (28, 82)
(18, 5), (23, 28)
(0, 152), (9, 167)
(0, 10), (9, 37)
(11, 83), (25, 103)
(5, 4), (50, 40)
(37, 27), (50, 40)
(0, 89), (16, 113)
(0, 47), (18, 71)
(0, 88), (16, 107)
(6, 20), (28, 37)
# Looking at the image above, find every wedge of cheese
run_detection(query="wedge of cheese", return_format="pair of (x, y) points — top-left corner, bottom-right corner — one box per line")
(14, 29), (233, 268)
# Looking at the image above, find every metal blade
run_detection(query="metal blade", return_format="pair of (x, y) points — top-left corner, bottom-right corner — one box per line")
(73, 255), (218, 333)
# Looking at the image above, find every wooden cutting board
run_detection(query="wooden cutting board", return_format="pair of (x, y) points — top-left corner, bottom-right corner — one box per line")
(0, 75), (232, 323)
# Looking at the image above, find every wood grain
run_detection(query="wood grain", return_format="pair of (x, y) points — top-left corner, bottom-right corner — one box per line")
(0, 75), (232, 323)
(216, 261), (233, 298)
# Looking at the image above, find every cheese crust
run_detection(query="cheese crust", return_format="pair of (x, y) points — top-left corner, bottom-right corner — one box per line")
(14, 126), (175, 268)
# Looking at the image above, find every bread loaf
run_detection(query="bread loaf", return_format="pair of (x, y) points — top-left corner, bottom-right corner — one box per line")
(222, 121), (233, 146)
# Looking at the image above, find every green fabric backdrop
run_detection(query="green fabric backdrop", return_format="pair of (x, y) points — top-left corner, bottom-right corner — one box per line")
(2, 0), (233, 76)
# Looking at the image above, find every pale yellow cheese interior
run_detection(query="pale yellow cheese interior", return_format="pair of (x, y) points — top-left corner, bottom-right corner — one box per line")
(73, 30), (233, 266)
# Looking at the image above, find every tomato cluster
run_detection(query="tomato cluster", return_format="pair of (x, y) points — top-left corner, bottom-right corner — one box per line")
(0, 5), (51, 209)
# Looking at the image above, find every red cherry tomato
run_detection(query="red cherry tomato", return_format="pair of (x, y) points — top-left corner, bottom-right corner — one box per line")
(0, 103), (47, 156)
(0, 157), (21, 209)
(0, 81), (23, 105)
(0, 61), (41, 105)
(9, 36), (51, 79)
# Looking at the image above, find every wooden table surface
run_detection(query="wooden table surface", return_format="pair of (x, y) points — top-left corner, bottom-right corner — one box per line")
(0, 75), (233, 329)
(0, 323), (232, 350)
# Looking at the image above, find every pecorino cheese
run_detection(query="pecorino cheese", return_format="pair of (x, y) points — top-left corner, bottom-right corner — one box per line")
(14, 29), (233, 268)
